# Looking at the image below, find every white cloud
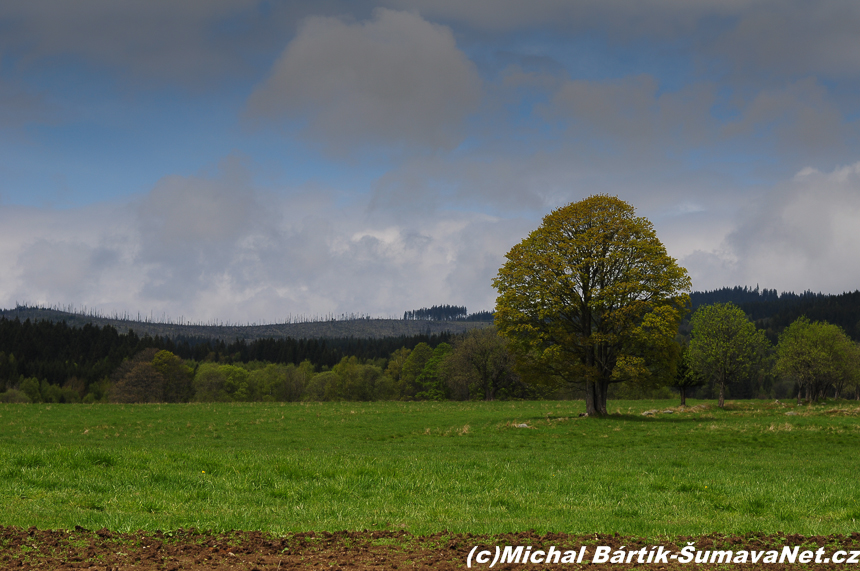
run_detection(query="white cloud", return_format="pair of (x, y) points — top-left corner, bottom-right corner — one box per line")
(137, 156), (267, 257)
(682, 161), (860, 293)
(0, 159), (523, 322)
(0, 203), (142, 312)
(245, 8), (482, 155)
(5, 158), (859, 322)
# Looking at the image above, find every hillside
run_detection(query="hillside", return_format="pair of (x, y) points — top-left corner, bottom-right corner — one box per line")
(0, 306), (491, 341)
(7, 285), (860, 344)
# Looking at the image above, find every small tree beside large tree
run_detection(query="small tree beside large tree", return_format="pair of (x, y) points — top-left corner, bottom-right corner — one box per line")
(671, 344), (705, 406)
(687, 303), (770, 408)
(493, 195), (691, 416)
(775, 317), (860, 403)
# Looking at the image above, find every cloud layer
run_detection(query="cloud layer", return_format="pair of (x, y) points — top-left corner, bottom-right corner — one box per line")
(683, 162), (860, 293)
(2, 2), (860, 321)
(0, 160), (529, 322)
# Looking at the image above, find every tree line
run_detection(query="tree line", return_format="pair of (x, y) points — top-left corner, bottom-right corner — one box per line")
(690, 285), (821, 308)
(0, 323), (528, 403)
(0, 317), (454, 401)
(402, 305), (494, 321)
(675, 303), (860, 405)
(1, 306), (858, 406)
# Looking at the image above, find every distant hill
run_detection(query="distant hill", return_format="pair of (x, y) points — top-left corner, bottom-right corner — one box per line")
(8, 285), (860, 343)
(0, 306), (492, 341)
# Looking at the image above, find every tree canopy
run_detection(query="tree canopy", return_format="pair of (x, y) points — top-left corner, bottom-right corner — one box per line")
(688, 303), (770, 407)
(493, 195), (690, 416)
(775, 317), (860, 402)
(445, 327), (519, 401)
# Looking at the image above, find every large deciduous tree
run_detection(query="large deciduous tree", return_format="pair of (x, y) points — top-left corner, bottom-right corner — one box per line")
(493, 195), (690, 416)
(688, 303), (770, 408)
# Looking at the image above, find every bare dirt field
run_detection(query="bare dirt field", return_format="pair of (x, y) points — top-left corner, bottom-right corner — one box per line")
(3, 527), (860, 570)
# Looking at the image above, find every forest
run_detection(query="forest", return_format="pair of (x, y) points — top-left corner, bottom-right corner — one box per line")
(402, 305), (494, 321)
(690, 286), (860, 340)
(1, 286), (860, 405)
(0, 317), (468, 403)
(0, 317), (526, 404)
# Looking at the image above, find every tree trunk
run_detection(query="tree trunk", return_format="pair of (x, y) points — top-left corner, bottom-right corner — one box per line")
(485, 382), (494, 401)
(679, 386), (687, 406)
(718, 380), (725, 408)
(596, 380), (609, 416)
(585, 381), (597, 416)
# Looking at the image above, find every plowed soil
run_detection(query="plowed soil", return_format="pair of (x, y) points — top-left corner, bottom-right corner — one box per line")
(2, 527), (860, 570)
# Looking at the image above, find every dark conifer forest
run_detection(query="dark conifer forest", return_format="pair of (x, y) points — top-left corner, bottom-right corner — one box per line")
(0, 316), (452, 394)
(402, 305), (493, 321)
(691, 286), (860, 340)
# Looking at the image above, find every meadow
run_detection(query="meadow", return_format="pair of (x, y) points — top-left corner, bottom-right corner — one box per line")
(1, 400), (858, 537)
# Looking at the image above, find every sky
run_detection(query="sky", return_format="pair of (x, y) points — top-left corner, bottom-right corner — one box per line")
(1, 1), (860, 323)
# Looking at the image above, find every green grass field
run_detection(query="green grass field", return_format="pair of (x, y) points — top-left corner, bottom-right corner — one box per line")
(1, 400), (859, 536)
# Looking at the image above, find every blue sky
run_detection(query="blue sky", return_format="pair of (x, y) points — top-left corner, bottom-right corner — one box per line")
(2, 1), (860, 322)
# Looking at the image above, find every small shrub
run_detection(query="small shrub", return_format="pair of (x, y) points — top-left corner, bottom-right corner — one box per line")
(0, 389), (30, 403)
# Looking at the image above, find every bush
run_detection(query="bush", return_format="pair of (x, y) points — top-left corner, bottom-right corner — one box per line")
(0, 389), (30, 403)
(40, 379), (62, 403)
(111, 362), (164, 403)
(304, 371), (338, 401)
(192, 363), (232, 402)
(20, 377), (41, 403)
(373, 375), (397, 400)
(59, 387), (81, 403)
